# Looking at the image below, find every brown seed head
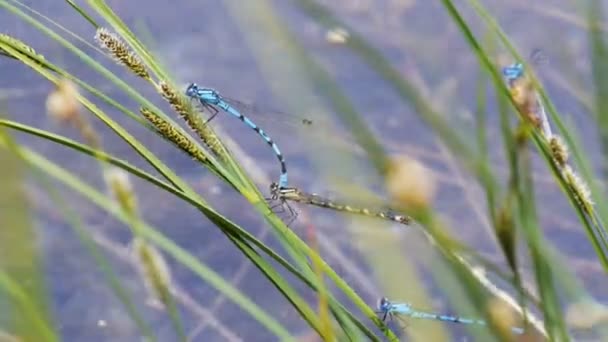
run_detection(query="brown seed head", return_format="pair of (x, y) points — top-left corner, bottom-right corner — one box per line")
(46, 78), (81, 124)
(549, 135), (569, 167)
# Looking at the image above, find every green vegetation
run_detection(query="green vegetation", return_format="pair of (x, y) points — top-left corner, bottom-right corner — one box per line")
(1, 0), (607, 341)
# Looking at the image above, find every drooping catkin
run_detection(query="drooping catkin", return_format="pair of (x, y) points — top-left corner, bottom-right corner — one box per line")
(94, 28), (150, 80)
(385, 155), (437, 211)
(104, 167), (138, 217)
(46, 78), (81, 125)
(46, 78), (101, 150)
(131, 237), (173, 309)
(487, 297), (521, 337)
(157, 81), (226, 159)
(103, 168), (173, 308)
(140, 107), (207, 164)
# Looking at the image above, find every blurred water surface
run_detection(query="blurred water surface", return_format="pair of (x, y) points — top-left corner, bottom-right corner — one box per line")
(1, 0), (606, 341)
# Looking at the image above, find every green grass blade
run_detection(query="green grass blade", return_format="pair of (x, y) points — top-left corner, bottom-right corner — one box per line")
(462, 0), (608, 264)
(517, 152), (569, 340)
(10, 144), (299, 340)
(0, 273), (58, 342)
(62, 0), (100, 28)
(0, 11), (389, 338)
(0, 127), (58, 342)
(0, 118), (344, 338)
(0, 3), (211, 194)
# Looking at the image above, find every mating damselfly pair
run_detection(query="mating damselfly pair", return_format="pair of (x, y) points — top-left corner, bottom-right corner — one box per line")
(184, 58), (546, 226)
(184, 83), (412, 225)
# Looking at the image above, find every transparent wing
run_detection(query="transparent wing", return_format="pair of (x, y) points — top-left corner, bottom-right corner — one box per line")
(213, 95), (363, 156)
(392, 313), (410, 334)
(221, 96), (317, 130)
(530, 48), (548, 66)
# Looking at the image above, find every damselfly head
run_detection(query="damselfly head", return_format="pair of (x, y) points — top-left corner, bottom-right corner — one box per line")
(502, 62), (524, 82)
(269, 182), (280, 199)
(377, 297), (391, 312)
(185, 83), (199, 97)
(501, 49), (547, 83)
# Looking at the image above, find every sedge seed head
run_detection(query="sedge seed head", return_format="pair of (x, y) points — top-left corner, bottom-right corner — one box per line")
(158, 81), (190, 116)
(94, 28), (150, 80)
(549, 135), (569, 167)
(157, 82), (225, 158)
(104, 167), (137, 214)
(563, 165), (593, 213)
(140, 107), (207, 163)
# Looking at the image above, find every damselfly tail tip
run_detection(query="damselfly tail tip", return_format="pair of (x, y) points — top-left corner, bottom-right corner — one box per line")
(487, 297), (524, 336)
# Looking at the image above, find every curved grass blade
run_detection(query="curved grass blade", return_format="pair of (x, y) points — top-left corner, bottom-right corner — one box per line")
(1, 0), (265, 200)
(32, 171), (157, 341)
(3, 2), (403, 339)
(0, 119), (383, 340)
(1, 118), (385, 339)
(0, 273), (58, 342)
(0, 1), (232, 195)
(5, 144), (299, 341)
(223, 2), (400, 339)
(290, 0), (552, 337)
(437, 1), (577, 339)
(1, 3), (400, 331)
